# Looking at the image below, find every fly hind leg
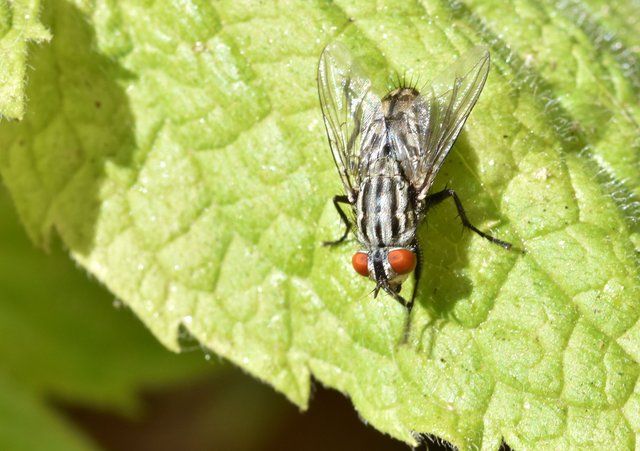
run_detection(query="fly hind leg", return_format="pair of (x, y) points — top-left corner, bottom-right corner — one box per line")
(323, 195), (352, 246)
(426, 189), (512, 250)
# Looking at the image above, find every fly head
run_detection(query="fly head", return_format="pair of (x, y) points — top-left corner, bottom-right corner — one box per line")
(351, 247), (417, 299)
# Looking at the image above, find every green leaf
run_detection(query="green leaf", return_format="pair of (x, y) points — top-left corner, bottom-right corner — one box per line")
(1, 0), (638, 449)
(0, 375), (98, 451)
(0, 0), (51, 120)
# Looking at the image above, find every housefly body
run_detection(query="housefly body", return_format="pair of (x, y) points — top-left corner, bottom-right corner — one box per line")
(317, 42), (511, 313)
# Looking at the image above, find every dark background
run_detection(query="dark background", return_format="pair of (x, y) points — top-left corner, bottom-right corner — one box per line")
(62, 365), (460, 451)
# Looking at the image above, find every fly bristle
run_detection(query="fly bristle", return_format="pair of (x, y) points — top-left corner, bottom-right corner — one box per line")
(389, 71), (421, 93)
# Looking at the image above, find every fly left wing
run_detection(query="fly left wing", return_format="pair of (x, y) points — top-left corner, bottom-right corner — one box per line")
(317, 42), (385, 204)
(393, 46), (491, 201)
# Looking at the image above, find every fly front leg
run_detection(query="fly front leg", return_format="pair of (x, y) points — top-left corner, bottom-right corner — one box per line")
(426, 189), (512, 250)
(323, 195), (352, 246)
(400, 240), (422, 344)
(379, 284), (410, 308)
(407, 240), (423, 313)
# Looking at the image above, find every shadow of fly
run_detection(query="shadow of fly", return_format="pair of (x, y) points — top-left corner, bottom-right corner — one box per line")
(317, 42), (511, 315)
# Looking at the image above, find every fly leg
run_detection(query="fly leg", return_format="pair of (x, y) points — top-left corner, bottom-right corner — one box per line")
(323, 195), (352, 246)
(425, 189), (512, 250)
(378, 284), (409, 307)
(401, 240), (422, 344)
(407, 240), (423, 313)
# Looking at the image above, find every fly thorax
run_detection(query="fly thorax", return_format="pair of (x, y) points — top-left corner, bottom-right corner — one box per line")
(365, 156), (402, 177)
(381, 87), (420, 118)
(356, 171), (416, 248)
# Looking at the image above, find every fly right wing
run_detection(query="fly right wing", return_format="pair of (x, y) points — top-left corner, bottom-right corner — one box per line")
(397, 46), (491, 201)
(317, 42), (385, 204)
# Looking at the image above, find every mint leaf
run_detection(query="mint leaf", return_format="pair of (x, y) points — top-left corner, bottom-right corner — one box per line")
(1, 0), (638, 448)
(0, 0), (51, 120)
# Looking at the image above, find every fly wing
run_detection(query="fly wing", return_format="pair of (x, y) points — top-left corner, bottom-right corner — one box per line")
(399, 46), (490, 200)
(318, 42), (385, 203)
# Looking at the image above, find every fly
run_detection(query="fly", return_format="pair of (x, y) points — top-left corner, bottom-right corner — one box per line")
(317, 42), (511, 313)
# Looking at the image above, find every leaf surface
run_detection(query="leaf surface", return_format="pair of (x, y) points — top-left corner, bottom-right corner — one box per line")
(1, 0), (638, 448)
(0, 0), (51, 119)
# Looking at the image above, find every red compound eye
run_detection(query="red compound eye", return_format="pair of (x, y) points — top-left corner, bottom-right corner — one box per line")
(351, 252), (369, 277)
(388, 249), (416, 275)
